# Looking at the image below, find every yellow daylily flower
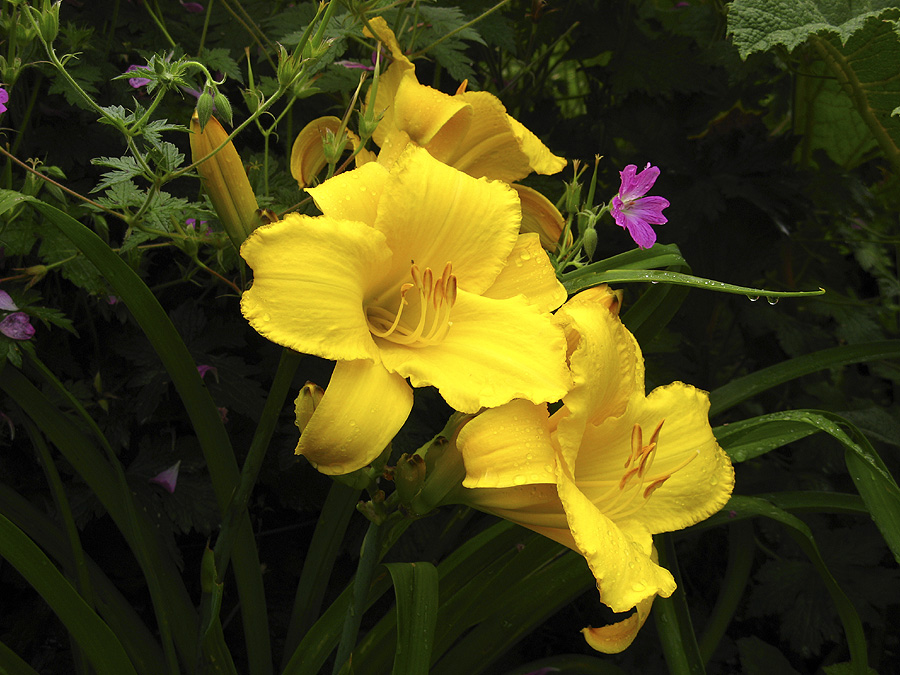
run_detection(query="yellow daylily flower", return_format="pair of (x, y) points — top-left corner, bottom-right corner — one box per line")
(360, 17), (566, 182)
(448, 285), (734, 652)
(241, 145), (571, 475)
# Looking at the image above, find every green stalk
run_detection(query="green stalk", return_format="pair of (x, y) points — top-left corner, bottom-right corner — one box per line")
(142, 1), (177, 49)
(211, 348), (302, 581)
(23, 354), (181, 675)
(281, 480), (361, 670)
(698, 522), (755, 663)
(654, 533), (705, 675)
(332, 519), (385, 675)
(24, 419), (93, 675)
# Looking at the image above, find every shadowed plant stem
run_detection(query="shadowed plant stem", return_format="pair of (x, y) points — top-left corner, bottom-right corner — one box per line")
(332, 519), (384, 675)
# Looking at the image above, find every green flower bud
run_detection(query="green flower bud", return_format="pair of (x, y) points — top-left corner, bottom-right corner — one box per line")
(196, 91), (215, 131)
(215, 91), (233, 127)
(394, 453), (427, 505)
(583, 226), (598, 259)
(38, 1), (59, 43)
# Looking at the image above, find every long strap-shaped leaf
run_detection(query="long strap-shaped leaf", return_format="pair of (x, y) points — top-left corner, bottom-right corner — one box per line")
(714, 409), (900, 563)
(0, 190), (271, 673)
(384, 562), (439, 675)
(0, 480), (168, 675)
(0, 511), (138, 675)
(709, 341), (900, 417)
(718, 497), (870, 674)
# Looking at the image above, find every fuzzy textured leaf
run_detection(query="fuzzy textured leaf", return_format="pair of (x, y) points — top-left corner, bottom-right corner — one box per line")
(727, 0), (900, 58)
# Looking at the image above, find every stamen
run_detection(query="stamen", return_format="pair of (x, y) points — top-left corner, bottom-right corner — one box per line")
(366, 262), (457, 346)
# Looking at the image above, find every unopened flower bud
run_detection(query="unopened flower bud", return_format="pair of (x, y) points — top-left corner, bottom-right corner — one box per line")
(394, 453), (427, 505)
(38, 1), (60, 43)
(294, 382), (324, 434)
(563, 180), (582, 215)
(189, 111), (261, 249)
(214, 91), (233, 126)
(196, 91), (215, 130)
(583, 227), (598, 258)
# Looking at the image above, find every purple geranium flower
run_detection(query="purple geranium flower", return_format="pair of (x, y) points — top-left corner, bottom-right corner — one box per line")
(150, 460), (182, 494)
(611, 163), (669, 249)
(0, 87), (8, 114)
(125, 65), (152, 89)
(0, 312), (35, 340)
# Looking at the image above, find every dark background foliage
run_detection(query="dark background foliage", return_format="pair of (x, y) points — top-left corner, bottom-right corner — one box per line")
(1, 0), (897, 673)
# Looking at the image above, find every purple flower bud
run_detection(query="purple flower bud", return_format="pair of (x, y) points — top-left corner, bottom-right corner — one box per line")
(0, 290), (19, 312)
(0, 312), (35, 340)
(150, 460), (182, 494)
(181, 1), (204, 12)
(125, 65), (151, 89)
(0, 87), (9, 114)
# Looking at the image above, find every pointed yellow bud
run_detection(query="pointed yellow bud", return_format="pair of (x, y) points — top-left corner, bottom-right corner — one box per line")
(189, 111), (260, 249)
(294, 382), (325, 434)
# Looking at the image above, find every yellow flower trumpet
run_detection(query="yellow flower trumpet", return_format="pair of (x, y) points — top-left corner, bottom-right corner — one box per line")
(361, 17), (566, 182)
(444, 285), (734, 652)
(240, 146), (571, 476)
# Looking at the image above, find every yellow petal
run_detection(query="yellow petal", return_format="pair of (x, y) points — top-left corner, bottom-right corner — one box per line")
(446, 91), (535, 182)
(457, 400), (557, 489)
(460, 482), (571, 538)
(376, 290), (570, 413)
(513, 184), (568, 252)
(482, 233), (567, 313)
(306, 161), (390, 225)
(362, 18), (415, 148)
(290, 116), (364, 188)
(597, 384), (735, 533)
(556, 453), (676, 613)
(582, 590), (655, 653)
(240, 214), (387, 361)
(189, 111), (260, 248)
(297, 359), (413, 475)
(373, 146), (520, 295)
(394, 73), (473, 150)
(507, 115), (567, 175)
(554, 296), (643, 467)
(363, 16), (412, 69)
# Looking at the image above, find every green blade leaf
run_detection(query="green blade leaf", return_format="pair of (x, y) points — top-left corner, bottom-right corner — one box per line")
(562, 269), (823, 300)
(0, 512), (138, 675)
(0, 481), (168, 675)
(708, 341), (900, 417)
(6, 192), (271, 674)
(654, 533), (704, 675)
(384, 562), (439, 675)
(716, 496), (870, 674)
(715, 409), (900, 562)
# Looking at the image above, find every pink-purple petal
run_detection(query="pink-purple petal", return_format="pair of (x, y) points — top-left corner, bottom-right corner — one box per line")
(150, 460), (182, 493)
(0, 290), (18, 311)
(0, 312), (34, 340)
(619, 163), (659, 200)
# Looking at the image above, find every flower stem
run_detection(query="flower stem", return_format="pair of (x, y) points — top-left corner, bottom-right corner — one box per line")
(332, 518), (384, 675)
